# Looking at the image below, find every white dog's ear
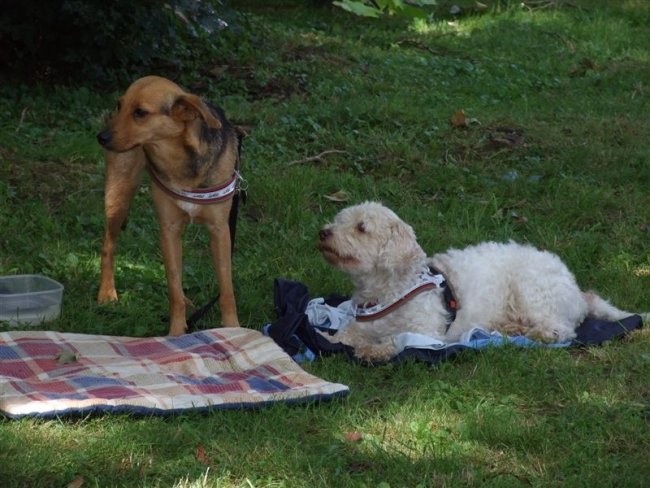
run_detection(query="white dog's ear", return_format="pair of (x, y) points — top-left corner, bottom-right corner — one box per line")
(378, 220), (424, 270)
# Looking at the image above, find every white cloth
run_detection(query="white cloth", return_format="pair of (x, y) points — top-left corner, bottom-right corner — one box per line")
(305, 298), (355, 331)
(305, 299), (573, 353)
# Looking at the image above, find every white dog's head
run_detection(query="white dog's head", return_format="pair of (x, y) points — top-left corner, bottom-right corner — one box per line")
(318, 201), (425, 275)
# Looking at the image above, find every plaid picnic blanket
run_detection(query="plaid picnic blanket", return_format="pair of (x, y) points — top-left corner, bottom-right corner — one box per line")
(0, 327), (349, 418)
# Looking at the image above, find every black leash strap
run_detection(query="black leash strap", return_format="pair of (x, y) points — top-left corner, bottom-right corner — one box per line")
(187, 295), (221, 328)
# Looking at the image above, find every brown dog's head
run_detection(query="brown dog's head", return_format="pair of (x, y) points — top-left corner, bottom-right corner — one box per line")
(97, 76), (222, 153)
(317, 202), (425, 275)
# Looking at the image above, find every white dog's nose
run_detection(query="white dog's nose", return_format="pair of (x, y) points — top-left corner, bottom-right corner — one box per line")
(319, 228), (332, 241)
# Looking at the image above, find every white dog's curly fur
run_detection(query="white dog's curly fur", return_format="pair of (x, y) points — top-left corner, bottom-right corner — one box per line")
(317, 201), (634, 362)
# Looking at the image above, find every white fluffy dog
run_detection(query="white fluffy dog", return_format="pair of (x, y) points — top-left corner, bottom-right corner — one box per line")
(317, 201), (633, 362)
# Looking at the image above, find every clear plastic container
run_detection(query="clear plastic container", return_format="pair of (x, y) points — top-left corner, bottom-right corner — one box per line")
(0, 275), (64, 325)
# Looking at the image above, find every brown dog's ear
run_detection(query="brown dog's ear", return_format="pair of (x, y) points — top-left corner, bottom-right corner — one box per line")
(171, 94), (222, 129)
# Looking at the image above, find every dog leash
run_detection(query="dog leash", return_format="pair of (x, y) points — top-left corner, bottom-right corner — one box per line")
(354, 270), (445, 321)
(353, 267), (458, 332)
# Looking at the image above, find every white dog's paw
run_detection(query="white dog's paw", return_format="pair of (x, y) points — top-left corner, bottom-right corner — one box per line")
(526, 326), (576, 343)
(353, 339), (398, 364)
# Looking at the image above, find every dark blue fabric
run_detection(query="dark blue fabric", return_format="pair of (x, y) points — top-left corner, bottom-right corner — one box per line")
(573, 315), (642, 345)
(265, 279), (353, 359)
(265, 279), (644, 365)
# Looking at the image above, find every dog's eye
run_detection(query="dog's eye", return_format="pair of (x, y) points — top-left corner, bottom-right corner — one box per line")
(116, 101), (122, 111)
(356, 222), (366, 233)
(133, 108), (149, 119)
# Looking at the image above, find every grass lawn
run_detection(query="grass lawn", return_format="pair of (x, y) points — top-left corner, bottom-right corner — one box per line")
(1, 0), (649, 486)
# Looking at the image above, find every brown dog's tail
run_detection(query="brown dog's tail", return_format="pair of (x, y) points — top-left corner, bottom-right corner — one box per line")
(583, 291), (633, 321)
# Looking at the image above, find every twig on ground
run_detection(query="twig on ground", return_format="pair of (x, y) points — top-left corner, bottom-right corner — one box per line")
(15, 108), (28, 133)
(396, 39), (474, 62)
(522, 0), (578, 10)
(397, 39), (446, 56)
(287, 149), (348, 166)
(542, 30), (578, 52)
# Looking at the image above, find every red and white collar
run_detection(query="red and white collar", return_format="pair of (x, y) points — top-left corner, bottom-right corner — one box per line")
(355, 270), (447, 322)
(148, 165), (240, 205)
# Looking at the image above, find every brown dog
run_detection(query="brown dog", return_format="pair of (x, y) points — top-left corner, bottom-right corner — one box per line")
(96, 75), (241, 335)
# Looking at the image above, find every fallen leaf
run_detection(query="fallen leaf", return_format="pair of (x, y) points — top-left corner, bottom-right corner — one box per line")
(569, 57), (599, 77)
(344, 431), (363, 442)
(347, 461), (372, 473)
(509, 210), (528, 224)
(208, 65), (229, 78)
(488, 126), (525, 148)
(324, 190), (350, 202)
(450, 109), (466, 128)
(67, 475), (84, 488)
(195, 444), (210, 465)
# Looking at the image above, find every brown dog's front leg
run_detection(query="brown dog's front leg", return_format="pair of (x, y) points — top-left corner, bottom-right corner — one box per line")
(153, 191), (190, 336)
(160, 219), (189, 336)
(98, 149), (146, 303)
(208, 216), (239, 327)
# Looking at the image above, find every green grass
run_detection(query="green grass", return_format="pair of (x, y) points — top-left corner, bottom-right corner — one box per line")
(1, 0), (649, 486)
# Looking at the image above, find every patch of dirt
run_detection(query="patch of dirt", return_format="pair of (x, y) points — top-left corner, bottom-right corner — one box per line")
(204, 63), (308, 101)
(281, 43), (353, 67)
(203, 44), (350, 101)
(1, 148), (98, 211)
(443, 123), (529, 166)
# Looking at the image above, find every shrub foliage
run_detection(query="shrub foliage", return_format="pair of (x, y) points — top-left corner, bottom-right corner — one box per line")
(0, 0), (231, 86)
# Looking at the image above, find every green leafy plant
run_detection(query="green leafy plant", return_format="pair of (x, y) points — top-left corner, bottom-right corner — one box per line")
(333, 0), (436, 18)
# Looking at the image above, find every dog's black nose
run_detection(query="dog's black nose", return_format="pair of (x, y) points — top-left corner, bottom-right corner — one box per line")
(96, 130), (112, 147)
(319, 228), (332, 241)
